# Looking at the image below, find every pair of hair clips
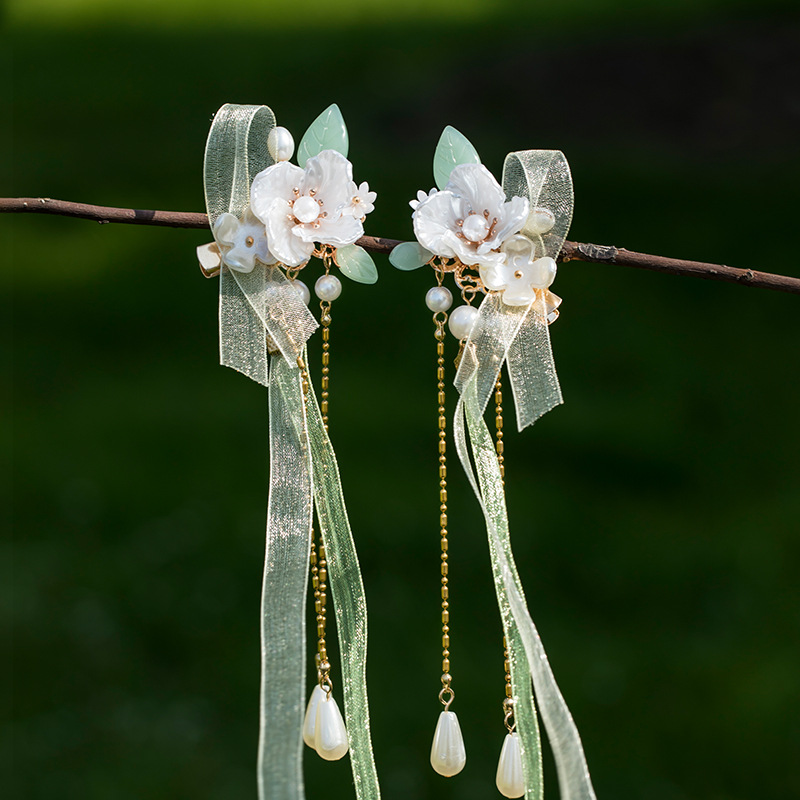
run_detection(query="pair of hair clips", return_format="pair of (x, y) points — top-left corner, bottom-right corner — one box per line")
(200, 103), (589, 800)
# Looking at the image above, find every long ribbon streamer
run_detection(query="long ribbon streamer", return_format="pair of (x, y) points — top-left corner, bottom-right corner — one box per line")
(452, 149), (595, 800)
(275, 357), (381, 800)
(205, 103), (380, 800)
(454, 347), (596, 800)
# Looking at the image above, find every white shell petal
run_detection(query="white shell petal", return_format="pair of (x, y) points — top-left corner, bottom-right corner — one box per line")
(445, 163), (506, 219)
(314, 693), (349, 761)
(496, 732), (525, 798)
(265, 198), (313, 267)
(303, 149), (354, 213)
(303, 685), (325, 749)
(250, 161), (305, 222)
(213, 213), (240, 245)
(430, 711), (466, 777)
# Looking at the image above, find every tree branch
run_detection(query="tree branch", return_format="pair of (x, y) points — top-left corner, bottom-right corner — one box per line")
(3, 197), (798, 296)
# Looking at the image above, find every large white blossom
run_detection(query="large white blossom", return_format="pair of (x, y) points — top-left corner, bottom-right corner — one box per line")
(411, 163), (529, 270)
(250, 150), (373, 267)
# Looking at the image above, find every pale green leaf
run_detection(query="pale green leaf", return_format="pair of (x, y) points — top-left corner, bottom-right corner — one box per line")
(389, 241), (434, 271)
(297, 104), (349, 167)
(336, 244), (378, 284)
(433, 125), (481, 189)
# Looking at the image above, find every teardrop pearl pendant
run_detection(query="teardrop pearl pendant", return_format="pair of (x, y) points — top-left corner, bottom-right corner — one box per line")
(430, 710), (467, 777)
(496, 732), (525, 798)
(303, 686), (349, 761)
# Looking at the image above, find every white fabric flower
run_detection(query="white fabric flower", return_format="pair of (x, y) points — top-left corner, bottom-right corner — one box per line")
(481, 234), (557, 307)
(213, 206), (276, 273)
(411, 164), (529, 269)
(343, 180), (377, 220)
(250, 149), (365, 267)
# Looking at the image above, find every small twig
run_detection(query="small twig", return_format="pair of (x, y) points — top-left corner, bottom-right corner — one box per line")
(2, 197), (799, 296)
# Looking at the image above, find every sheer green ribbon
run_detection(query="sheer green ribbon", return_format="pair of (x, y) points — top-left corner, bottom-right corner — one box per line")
(204, 104), (380, 800)
(453, 151), (596, 800)
(454, 150), (572, 429)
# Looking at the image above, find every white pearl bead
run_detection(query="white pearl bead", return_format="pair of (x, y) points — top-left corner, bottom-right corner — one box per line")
(293, 195), (320, 224)
(528, 207), (555, 235)
(528, 256), (557, 289)
(314, 693), (349, 761)
(448, 305), (478, 340)
(430, 711), (467, 777)
(267, 126), (295, 163)
(462, 213), (490, 242)
(315, 274), (342, 301)
(425, 286), (453, 312)
(302, 685), (325, 749)
(496, 732), (525, 798)
(290, 279), (311, 305)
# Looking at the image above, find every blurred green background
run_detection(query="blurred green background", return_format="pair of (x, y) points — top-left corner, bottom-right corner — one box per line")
(6, 1), (800, 799)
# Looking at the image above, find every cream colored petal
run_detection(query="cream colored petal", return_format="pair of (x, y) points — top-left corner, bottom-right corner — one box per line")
(490, 195), (531, 246)
(295, 213), (363, 247)
(251, 162), (305, 223)
(412, 190), (462, 256)
(446, 163), (506, 219)
(213, 212), (240, 246)
(265, 198), (313, 266)
(303, 150), (354, 213)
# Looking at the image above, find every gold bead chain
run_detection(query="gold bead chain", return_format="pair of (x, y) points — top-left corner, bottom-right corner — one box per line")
(502, 636), (516, 732)
(320, 300), (332, 430)
(495, 375), (505, 482)
(434, 312), (454, 711)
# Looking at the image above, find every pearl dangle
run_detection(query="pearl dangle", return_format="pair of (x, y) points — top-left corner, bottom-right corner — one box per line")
(425, 272), (468, 779)
(301, 247), (348, 762)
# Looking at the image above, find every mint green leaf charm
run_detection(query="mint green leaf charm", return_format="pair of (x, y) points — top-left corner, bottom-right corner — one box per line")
(389, 241), (434, 271)
(336, 244), (378, 284)
(433, 126), (481, 190)
(297, 104), (349, 167)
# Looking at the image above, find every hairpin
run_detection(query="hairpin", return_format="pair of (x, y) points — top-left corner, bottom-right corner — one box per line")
(391, 127), (596, 800)
(200, 103), (380, 800)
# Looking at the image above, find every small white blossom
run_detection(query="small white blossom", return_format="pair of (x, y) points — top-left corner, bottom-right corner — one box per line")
(343, 180), (377, 221)
(481, 234), (557, 307)
(213, 206), (276, 273)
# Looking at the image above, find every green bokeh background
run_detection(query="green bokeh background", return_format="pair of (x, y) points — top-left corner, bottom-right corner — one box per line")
(6, 2), (800, 799)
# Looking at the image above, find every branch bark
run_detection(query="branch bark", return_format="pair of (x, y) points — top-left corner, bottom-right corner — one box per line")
(3, 197), (799, 296)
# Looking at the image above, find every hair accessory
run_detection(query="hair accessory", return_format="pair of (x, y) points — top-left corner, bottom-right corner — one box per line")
(392, 127), (596, 800)
(201, 103), (381, 800)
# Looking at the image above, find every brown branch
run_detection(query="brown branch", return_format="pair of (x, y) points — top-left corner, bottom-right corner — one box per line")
(3, 197), (799, 296)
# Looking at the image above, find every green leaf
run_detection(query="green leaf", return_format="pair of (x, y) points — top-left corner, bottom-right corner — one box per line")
(389, 241), (434, 271)
(297, 104), (349, 167)
(433, 125), (481, 190)
(336, 244), (378, 284)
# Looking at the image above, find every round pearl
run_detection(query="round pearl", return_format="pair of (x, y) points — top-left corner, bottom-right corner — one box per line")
(529, 256), (557, 289)
(267, 126), (295, 163)
(462, 213), (490, 242)
(449, 305), (478, 340)
(290, 279), (311, 305)
(528, 208), (555, 235)
(425, 286), (453, 312)
(315, 274), (342, 302)
(293, 195), (320, 224)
